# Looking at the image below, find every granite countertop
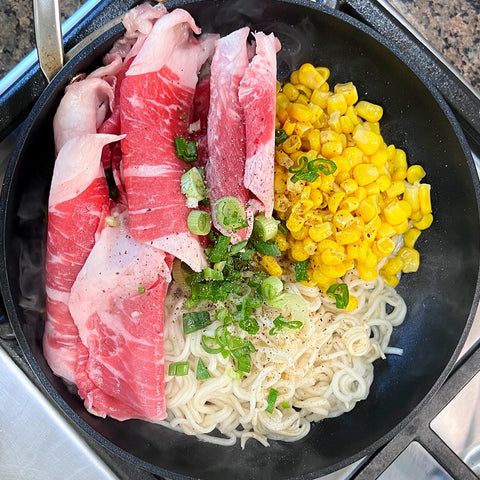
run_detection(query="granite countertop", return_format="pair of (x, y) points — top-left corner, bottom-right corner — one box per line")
(0, 0), (479, 93)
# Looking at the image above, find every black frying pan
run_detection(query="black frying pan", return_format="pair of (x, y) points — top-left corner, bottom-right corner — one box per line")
(1, 0), (479, 479)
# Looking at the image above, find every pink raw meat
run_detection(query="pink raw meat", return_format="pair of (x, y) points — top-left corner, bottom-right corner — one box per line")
(69, 207), (172, 421)
(239, 32), (280, 218)
(53, 79), (114, 155)
(120, 8), (208, 271)
(44, 133), (121, 384)
(205, 27), (250, 240)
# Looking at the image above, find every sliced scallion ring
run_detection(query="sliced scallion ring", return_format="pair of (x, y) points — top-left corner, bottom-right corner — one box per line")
(253, 214), (279, 241)
(187, 210), (211, 235)
(168, 361), (190, 376)
(181, 167), (208, 207)
(214, 196), (248, 232)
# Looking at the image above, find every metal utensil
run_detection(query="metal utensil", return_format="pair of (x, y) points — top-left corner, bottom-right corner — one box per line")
(33, 0), (64, 81)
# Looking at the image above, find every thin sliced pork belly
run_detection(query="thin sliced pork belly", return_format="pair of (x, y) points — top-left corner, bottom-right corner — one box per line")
(53, 79), (114, 155)
(239, 32), (280, 218)
(120, 9), (207, 271)
(69, 208), (172, 421)
(206, 27), (250, 241)
(44, 134), (121, 384)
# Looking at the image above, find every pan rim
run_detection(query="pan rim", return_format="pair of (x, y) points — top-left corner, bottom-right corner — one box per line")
(0, 0), (479, 478)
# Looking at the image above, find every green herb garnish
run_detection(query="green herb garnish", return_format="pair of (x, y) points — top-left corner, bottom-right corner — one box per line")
(174, 137), (198, 163)
(294, 258), (310, 282)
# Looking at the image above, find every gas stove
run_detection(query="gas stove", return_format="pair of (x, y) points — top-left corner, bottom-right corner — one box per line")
(0, 1), (479, 479)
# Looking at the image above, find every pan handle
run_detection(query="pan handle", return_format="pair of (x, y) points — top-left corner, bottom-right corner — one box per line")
(33, 0), (65, 82)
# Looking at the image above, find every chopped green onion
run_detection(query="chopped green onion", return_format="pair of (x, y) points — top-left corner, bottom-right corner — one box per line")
(239, 316), (259, 335)
(168, 361), (190, 376)
(253, 214), (279, 241)
(269, 315), (303, 335)
(214, 196), (248, 232)
(208, 235), (231, 263)
(236, 354), (252, 373)
(295, 259), (310, 282)
(203, 267), (224, 281)
(196, 358), (211, 380)
(187, 210), (211, 235)
(181, 167), (208, 207)
(138, 286), (146, 294)
(183, 311), (211, 334)
(326, 283), (350, 309)
(278, 222), (288, 235)
(174, 137), (198, 163)
(266, 292), (309, 324)
(288, 156), (337, 183)
(229, 240), (248, 256)
(275, 129), (288, 145)
(261, 276), (284, 302)
(201, 335), (223, 354)
(266, 388), (278, 413)
(227, 369), (243, 380)
(249, 238), (281, 257)
(281, 401), (290, 409)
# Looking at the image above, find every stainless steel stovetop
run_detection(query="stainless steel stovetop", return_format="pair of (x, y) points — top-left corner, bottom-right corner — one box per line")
(0, 1), (479, 479)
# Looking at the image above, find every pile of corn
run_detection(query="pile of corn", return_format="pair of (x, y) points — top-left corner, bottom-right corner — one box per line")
(271, 63), (433, 295)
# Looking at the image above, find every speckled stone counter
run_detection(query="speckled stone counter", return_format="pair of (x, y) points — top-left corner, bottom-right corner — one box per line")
(0, 0), (479, 92)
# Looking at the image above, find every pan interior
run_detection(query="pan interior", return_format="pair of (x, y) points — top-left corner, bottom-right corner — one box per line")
(1, 0), (479, 479)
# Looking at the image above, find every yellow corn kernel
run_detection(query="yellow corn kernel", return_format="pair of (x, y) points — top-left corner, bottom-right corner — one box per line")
(282, 118), (296, 136)
(292, 199), (314, 216)
(276, 92), (290, 110)
(316, 66), (330, 80)
(339, 115), (354, 134)
(335, 171), (351, 185)
(364, 182), (381, 197)
(352, 186), (367, 203)
(398, 199), (412, 218)
(290, 70), (299, 84)
(355, 100), (383, 123)
(364, 216), (381, 242)
(307, 129), (321, 152)
(340, 178), (358, 195)
(390, 148), (408, 172)
(327, 93), (348, 115)
(309, 222), (334, 242)
(312, 269), (333, 289)
(419, 183), (432, 215)
(404, 228), (421, 249)
(352, 163), (379, 186)
(376, 173), (391, 192)
(275, 149), (294, 168)
(295, 83), (313, 99)
(316, 239), (345, 254)
(407, 164), (426, 184)
(339, 196), (360, 212)
(320, 172), (335, 192)
(357, 197), (380, 223)
(304, 211), (324, 226)
(393, 218), (410, 235)
(260, 255), (283, 277)
(336, 228), (362, 245)
(374, 237), (396, 257)
(328, 110), (342, 133)
(321, 247), (346, 265)
(283, 83), (299, 102)
(343, 146), (364, 168)
(310, 89), (330, 109)
(287, 103), (313, 122)
(274, 174), (287, 194)
(274, 194), (291, 213)
(352, 127), (382, 155)
(382, 257), (405, 276)
(333, 209), (355, 230)
(291, 240), (310, 262)
(321, 141), (343, 159)
(357, 264), (378, 281)
(275, 232), (290, 251)
(382, 272), (399, 287)
(297, 63), (325, 90)
(319, 262), (347, 279)
(412, 213), (433, 230)
(294, 121), (313, 138)
(282, 134), (302, 154)
(275, 118), (282, 130)
(384, 201), (408, 225)
(344, 256), (355, 271)
(370, 147), (388, 167)
(378, 222), (397, 238)
(403, 185), (420, 212)
(410, 210), (424, 222)
(303, 237), (317, 255)
(334, 82), (359, 106)
(277, 108), (289, 125)
(391, 167), (407, 181)
(386, 180), (406, 199)
(398, 247), (420, 273)
(344, 295), (359, 311)
(290, 224), (310, 240)
(386, 144), (396, 160)
(310, 189), (324, 209)
(365, 249), (379, 269)
(286, 213), (305, 233)
(328, 191), (346, 214)
(276, 80), (282, 93)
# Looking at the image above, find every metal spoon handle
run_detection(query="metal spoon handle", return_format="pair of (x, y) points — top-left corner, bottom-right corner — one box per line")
(33, 0), (64, 82)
